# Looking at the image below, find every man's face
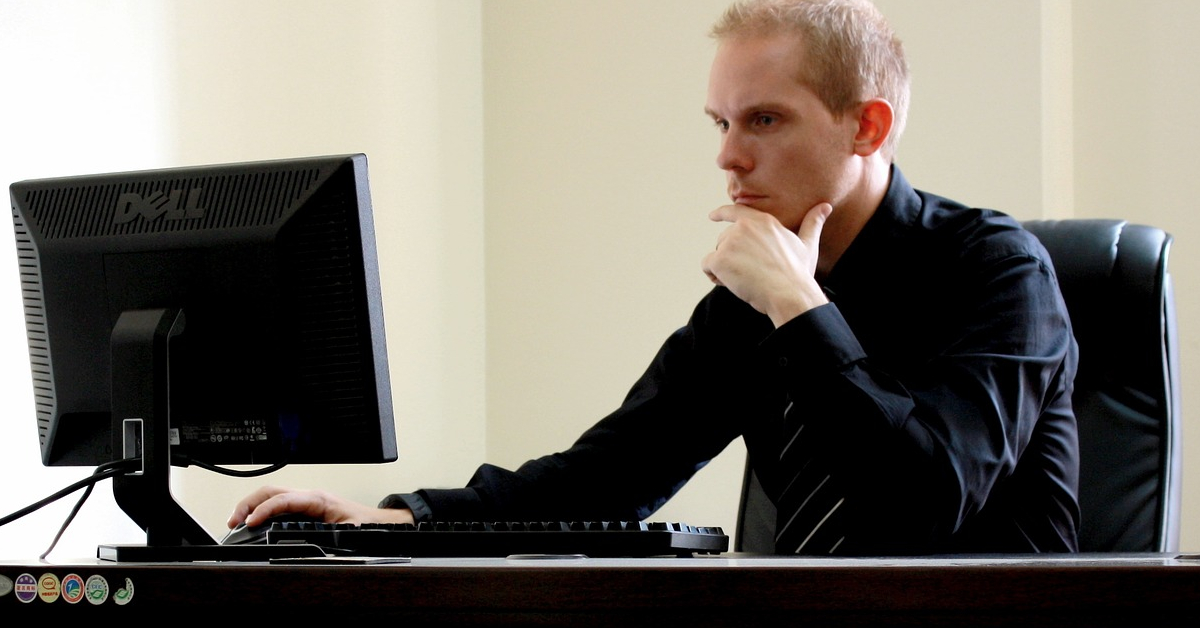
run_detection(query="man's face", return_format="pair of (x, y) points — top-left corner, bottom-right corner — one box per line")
(705, 33), (860, 232)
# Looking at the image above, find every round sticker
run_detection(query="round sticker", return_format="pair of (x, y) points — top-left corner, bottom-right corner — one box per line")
(62, 574), (85, 604)
(85, 574), (110, 605)
(15, 573), (37, 603)
(14, 573), (37, 605)
(38, 572), (60, 603)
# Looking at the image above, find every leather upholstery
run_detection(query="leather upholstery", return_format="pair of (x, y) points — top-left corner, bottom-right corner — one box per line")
(734, 219), (1181, 553)
(1022, 219), (1180, 552)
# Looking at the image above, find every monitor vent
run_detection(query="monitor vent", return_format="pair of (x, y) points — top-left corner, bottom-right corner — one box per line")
(17, 168), (324, 239)
(10, 208), (55, 448)
(283, 180), (374, 431)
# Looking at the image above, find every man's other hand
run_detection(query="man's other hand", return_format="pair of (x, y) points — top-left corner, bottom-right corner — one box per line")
(227, 485), (415, 529)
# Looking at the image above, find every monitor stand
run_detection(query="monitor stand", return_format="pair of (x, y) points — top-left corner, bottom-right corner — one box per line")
(100, 308), (324, 563)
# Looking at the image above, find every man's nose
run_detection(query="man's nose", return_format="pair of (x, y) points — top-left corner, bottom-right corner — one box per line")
(716, 130), (752, 172)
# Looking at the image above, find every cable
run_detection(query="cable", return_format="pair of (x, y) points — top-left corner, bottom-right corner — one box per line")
(0, 459), (138, 560)
(2, 456), (287, 559)
(39, 472), (102, 559)
(175, 455), (288, 478)
(0, 459), (137, 528)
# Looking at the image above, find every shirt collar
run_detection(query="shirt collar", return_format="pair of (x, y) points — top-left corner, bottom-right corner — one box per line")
(824, 164), (921, 292)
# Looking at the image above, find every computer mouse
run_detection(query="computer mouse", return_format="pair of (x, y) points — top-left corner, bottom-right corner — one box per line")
(220, 513), (321, 546)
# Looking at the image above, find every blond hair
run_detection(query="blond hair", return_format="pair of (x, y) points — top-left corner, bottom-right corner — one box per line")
(711, 0), (910, 159)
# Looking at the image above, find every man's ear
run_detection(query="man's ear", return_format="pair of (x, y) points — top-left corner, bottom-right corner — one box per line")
(852, 98), (894, 157)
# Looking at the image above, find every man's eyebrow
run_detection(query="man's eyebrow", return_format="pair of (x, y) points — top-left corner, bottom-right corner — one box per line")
(706, 102), (793, 117)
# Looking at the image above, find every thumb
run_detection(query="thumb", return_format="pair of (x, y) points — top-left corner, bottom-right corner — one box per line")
(797, 202), (833, 245)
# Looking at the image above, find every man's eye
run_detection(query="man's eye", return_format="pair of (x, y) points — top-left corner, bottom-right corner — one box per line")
(755, 115), (776, 126)
(713, 119), (730, 132)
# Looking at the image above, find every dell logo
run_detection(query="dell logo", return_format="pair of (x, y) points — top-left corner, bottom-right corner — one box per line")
(113, 188), (206, 224)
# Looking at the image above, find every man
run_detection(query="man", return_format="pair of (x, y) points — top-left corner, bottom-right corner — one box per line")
(230, 0), (1080, 555)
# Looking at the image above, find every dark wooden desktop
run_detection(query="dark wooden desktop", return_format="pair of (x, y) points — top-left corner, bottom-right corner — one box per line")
(3, 553), (1197, 625)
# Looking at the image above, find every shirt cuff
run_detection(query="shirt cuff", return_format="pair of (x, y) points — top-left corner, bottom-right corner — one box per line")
(377, 492), (433, 522)
(760, 302), (867, 375)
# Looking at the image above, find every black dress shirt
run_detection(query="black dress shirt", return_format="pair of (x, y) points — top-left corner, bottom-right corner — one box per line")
(384, 167), (1081, 555)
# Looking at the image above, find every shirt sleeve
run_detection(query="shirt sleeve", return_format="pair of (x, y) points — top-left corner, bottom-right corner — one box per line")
(759, 249), (1078, 554)
(382, 292), (759, 524)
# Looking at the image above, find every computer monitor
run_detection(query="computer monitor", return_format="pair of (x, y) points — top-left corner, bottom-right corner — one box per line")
(9, 153), (395, 561)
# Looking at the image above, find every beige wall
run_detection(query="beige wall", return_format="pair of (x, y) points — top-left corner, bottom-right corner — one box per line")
(480, 0), (738, 535)
(1071, 1), (1200, 548)
(1, 0), (1197, 558)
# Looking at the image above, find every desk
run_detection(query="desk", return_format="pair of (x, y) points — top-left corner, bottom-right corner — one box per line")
(2, 554), (1197, 625)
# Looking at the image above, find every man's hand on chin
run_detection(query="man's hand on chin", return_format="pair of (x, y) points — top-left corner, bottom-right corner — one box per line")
(701, 202), (832, 327)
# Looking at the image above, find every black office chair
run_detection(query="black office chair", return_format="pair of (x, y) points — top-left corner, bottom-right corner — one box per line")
(1023, 219), (1181, 552)
(735, 219), (1182, 553)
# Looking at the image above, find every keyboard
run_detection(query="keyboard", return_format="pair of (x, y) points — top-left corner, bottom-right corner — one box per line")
(266, 520), (728, 558)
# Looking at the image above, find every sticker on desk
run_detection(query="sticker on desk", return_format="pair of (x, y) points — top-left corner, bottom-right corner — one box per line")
(38, 572), (60, 603)
(15, 573), (37, 603)
(113, 577), (135, 605)
(85, 574), (110, 605)
(62, 574), (85, 604)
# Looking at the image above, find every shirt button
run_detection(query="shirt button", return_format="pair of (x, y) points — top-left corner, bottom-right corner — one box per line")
(778, 357), (789, 368)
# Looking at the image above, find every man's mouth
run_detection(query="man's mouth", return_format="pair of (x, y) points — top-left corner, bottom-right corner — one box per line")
(731, 192), (766, 206)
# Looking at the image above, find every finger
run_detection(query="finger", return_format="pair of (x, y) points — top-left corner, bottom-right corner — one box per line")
(244, 489), (323, 527)
(244, 495), (296, 527)
(714, 226), (728, 250)
(797, 202), (833, 244)
(708, 203), (751, 224)
(227, 485), (288, 528)
(700, 251), (724, 286)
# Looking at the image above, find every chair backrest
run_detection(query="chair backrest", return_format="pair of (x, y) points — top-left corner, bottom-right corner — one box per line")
(734, 219), (1181, 553)
(1022, 219), (1180, 552)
